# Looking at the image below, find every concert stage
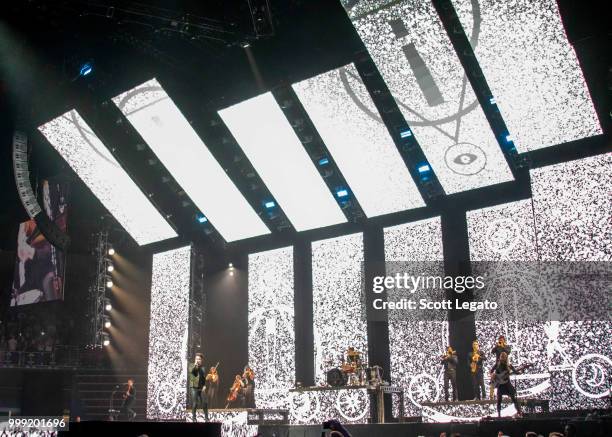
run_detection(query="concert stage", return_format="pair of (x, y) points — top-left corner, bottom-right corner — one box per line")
(257, 414), (611, 437)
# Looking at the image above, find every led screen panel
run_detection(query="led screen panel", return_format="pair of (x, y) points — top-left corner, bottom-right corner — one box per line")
(38, 110), (177, 245)
(452, 0), (602, 152)
(289, 388), (370, 424)
(530, 154), (611, 410)
(248, 246), (295, 409)
(113, 79), (270, 242)
(312, 233), (367, 384)
(467, 200), (551, 410)
(147, 246), (191, 420)
(342, 0), (513, 194)
(384, 217), (448, 417)
(293, 64), (425, 217)
(220, 93), (347, 231)
(531, 153), (612, 262)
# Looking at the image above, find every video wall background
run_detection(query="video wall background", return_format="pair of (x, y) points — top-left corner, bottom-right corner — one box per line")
(11, 178), (68, 307)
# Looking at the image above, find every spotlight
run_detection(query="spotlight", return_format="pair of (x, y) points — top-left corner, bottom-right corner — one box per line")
(104, 298), (112, 312)
(264, 200), (276, 209)
(102, 332), (110, 346)
(336, 189), (349, 198)
(196, 213), (208, 224)
(505, 134), (513, 142)
(489, 97), (496, 105)
(104, 316), (111, 329)
(107, 264), (114, 273)
(79, 62), (93, 77)
(399, 129), (412, 138)
(318, 157), (329, 166)
(417, 163), (431, 173)
(228, 262), (234, 268)
(106, 280), (113, 288)
(108, 248), (115, 256)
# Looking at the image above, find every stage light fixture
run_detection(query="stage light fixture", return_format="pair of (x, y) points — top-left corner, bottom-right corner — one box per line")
(318, 157), (329, 166)
(399, 129), (412, 138)
(103, 338), (110, 347)
(108, 248), (115, 256)
(79, 62), (93, 77)
(336, 189), (348, 198)
(106, 279), (113, 288)
(489, 97), (496, 105)
(196, 213), (208, 224)
(417, 163), (432, 174)
(104, 298), (112, 312)
(228, 262), (234, 268)
(506, 134), (514, 142)
(107, 264), (114, 273)
(264, 200), (276, 209)
(104, 316), (111, 329)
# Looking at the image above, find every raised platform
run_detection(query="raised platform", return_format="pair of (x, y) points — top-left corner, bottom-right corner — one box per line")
(419, 398), (549, 422)
(258, 413), (611, 437)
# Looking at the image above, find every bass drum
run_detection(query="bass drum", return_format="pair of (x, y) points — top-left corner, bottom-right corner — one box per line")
(326, 367), (348, 387)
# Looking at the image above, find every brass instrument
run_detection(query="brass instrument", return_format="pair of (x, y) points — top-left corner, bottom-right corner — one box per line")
(470, 351), (480, 374)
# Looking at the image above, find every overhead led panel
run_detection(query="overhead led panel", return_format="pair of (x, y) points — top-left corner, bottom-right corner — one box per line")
(147, 245), (191, 420)
(112, 79), (269, 242)
(293, 64), (425, 217)
(219, 93), (347, 232)
(342, 0), (513, 194)
(452, 0), (602, 152)
(38, 110), (177, 246)
(312, 233), (366, 385)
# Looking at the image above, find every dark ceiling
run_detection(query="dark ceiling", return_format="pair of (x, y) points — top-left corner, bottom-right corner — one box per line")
(0, 0), (610, 254)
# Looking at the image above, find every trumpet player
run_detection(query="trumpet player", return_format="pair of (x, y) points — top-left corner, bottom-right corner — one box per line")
(441, 345), (458, 401)
(469, 340), (486, 400)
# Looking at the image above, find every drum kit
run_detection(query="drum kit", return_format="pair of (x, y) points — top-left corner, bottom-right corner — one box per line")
(325, 347), (384, 387)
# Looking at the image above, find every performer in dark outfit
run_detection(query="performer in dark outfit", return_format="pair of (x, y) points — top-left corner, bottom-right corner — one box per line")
(490, 352), (522, 417)
(441, 346), (458, 401)
(469, 340), (486, 400)
(189, 352), (209, 422)
(120, 378), (136, 421)
(205, 365), (220, 408)
(242, 366), (256, 408)
(489, 335), (511, 399)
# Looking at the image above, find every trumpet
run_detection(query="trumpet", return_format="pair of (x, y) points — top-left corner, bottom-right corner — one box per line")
(470, 352), (480, 373)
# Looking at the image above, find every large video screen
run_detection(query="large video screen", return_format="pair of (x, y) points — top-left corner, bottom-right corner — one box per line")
(452, 0), (602, 152)
(342, 0), (513, 194)
(147, 245), (191, 420)
(467, 153), (612, 411)
(11, 178), (68, 306)
(248, 246), (295, 409)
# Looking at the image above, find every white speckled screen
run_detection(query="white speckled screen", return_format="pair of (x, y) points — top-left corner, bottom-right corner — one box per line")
(38, 110), (177, 245)
(113, 79), (270, 242)
(342, 0), (513, 194)
(220, 93), (347, 232)
(290, 388), (370, 424)
(293, 64), (425, 216)
(465, 153), (612, 412)
(452, 0), (602, 152)
(312, 232), (367, 384)
(384, 217), (448, 417)
(248, 247), (295, 409)
(147, 246), (191, 420)
(531, 154), (611, 410)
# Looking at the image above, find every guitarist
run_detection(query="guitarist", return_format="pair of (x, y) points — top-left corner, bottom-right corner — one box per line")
(490, 352), (522, 417)
(489, 335), (511, 399)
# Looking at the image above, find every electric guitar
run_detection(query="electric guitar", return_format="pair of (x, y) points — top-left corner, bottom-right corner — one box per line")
(490, 363), (533, 388)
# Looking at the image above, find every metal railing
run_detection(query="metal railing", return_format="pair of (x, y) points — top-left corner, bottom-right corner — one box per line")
(0, 346), (81, 368)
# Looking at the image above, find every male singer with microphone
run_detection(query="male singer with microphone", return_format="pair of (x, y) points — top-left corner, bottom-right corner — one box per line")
(190, 352), (209, 422)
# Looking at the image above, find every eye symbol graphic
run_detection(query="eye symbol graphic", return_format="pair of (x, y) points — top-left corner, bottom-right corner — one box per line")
(453, 153), (478, 165)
